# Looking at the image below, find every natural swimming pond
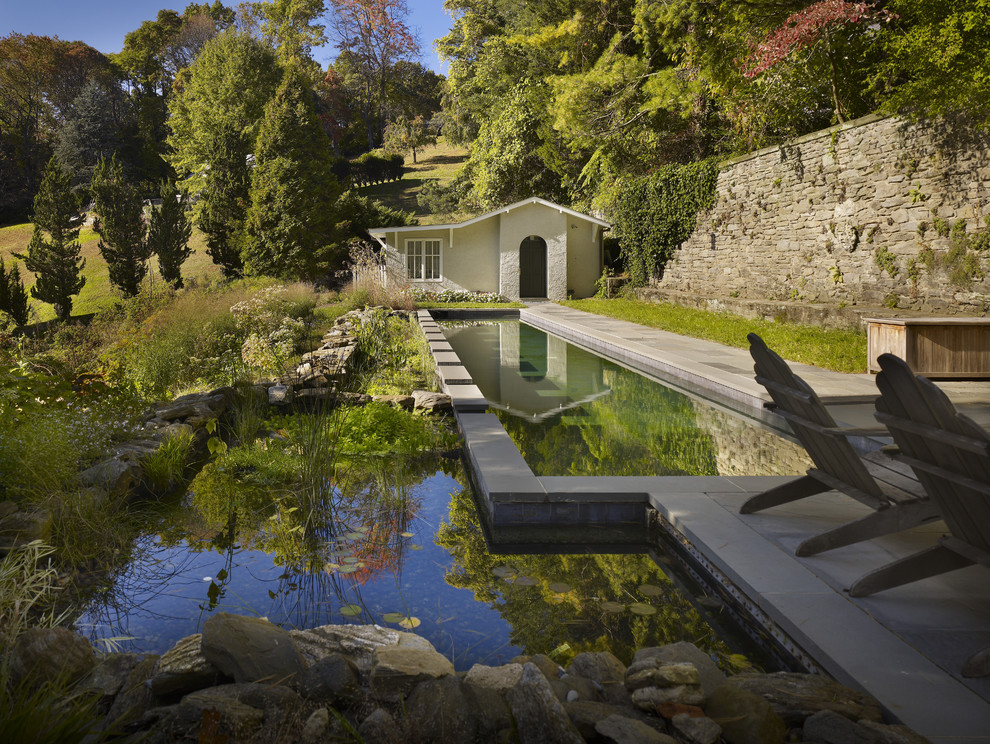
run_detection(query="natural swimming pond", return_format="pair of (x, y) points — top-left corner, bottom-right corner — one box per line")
(441, 320), (810, 477)
(73, 453), (745, 671)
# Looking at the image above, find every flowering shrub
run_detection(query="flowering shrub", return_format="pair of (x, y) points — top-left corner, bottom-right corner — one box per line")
(410, 288), (507, 304)
(230, 286), (311, 375)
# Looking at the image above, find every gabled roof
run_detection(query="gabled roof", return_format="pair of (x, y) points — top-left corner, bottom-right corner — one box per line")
(368, 197), (610, 237)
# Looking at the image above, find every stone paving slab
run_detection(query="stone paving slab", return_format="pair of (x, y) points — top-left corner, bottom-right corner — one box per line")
(436, 365), (473, 386)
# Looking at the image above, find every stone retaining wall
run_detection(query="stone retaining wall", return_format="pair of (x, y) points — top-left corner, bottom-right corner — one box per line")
(658, 114), (990, 314)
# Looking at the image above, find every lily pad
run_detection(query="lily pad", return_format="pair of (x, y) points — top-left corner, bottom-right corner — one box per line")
(382, 612), (405, 623)
(638, 584), (663, 597)
(398, 616), (421, 629)
(492, 566), (516, 579)
(410, 544), (423, 551)
(340, 604), (362, 617)
(324, 563), (340, 571)
(548, 582), (572, 594)
(629, 603), (657, 616)
(355, 526), (370, 533)
(600, 601), (626, 614)
(338, 565), (359, 574)
(345, 532), (364, 541)
(342, 556), (361, 564)
(512, 575), (538, 587)
(400, 532), (415, 538)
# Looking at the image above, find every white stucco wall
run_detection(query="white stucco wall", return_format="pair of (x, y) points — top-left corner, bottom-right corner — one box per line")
(498, 203), (568, 301)
(381, 223), (499, 294)
(566, 221), (602, 299)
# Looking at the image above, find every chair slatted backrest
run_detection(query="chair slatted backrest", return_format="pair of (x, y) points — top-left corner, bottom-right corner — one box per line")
(875, 353), (990, 553)
(749, 334), (884, 500)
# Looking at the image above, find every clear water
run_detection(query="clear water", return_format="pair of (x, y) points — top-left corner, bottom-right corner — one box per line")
(74, 457), (735, 670)
(442, 320), (809, 477)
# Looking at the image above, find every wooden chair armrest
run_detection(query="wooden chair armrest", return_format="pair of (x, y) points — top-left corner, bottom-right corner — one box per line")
(822, 425), (890, 437)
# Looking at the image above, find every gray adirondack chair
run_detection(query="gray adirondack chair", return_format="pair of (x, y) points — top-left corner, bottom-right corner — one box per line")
(741, 334), (941, 556)
(849, 352), (990, 677)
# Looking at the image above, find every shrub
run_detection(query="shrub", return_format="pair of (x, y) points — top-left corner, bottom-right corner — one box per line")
(410, 288), (506, 304)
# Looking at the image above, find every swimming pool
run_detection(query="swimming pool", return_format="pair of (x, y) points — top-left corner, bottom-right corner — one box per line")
(441, 320), (810, 478)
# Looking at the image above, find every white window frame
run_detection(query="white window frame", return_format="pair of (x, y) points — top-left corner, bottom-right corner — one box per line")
(404, 238), (442, 281)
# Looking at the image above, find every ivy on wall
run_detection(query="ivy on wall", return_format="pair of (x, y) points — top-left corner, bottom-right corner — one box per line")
(605, 159), (719, 285)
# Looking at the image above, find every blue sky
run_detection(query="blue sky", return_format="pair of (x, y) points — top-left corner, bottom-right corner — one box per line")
(0, 1), (454, 72)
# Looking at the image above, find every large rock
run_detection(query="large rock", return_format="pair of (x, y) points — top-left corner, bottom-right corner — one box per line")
(104, 654), (161, 731)
(463, 663), (520, 737)
(505, 662), (584, 744)
(157, 689), (264, 740)
(295, 653), (360, 703)
(634, 643), (726, 697)
(9, 626), (95, 688)
(78, 457), (143, 497)
(83, 652), (142, 708)
(370, 644), (455, 700)
(412, 390), (452, 413)
(201, 613), (307, 684)
(406, 675), (478, 743)
(464, 662), (524, 691)
(802, 710), (878, 744)
(290, 623), (432, 673)
(596, 714), (678, 744)
(705, 683), (787, 744)
(358, 707), (403, 744)
(568, 651), (627, 686)
(731, 672), (883, 725)
(149, 633), (223, 696)
(626, 661), (702, 690)
(632, 685), (706, 709)
(672, 712), (723, 744)
(301, 708), (330, 744)
(565, 700), (668, 741)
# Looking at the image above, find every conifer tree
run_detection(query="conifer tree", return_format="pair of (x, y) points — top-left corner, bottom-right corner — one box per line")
(199, 121), (249, 279)
(13, 157), (86, 321)
(147, 180), (193, 288)
(242, 63), (342, 281)
(0, 258), (30, 327)
(91, 155), (150, 298)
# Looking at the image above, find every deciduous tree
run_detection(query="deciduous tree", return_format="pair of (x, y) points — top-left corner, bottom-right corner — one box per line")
(383, 114), (435, 163)
(13, 157), (86, 321)
(91, 156), (151, 298)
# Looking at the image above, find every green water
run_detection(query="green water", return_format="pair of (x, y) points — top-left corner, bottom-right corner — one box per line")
(442, 320), (808, 477)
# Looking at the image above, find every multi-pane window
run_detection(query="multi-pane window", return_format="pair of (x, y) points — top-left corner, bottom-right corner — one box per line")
(405, 239), (441, 280)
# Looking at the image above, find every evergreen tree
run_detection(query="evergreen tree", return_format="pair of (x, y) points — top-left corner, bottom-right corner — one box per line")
(55, 79), (128, 189)
(91, 155), (150, 298)
(12, 157), (86, 321)
(242, 63), (342, 280)
(147, 180), (193, 288)
(199, 121), (249, 279)
(0, 258), (30, 327)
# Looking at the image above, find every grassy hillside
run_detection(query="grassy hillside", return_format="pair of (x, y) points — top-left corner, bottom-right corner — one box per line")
(357, 138), (469, 224)
(0, 221), (222, 323)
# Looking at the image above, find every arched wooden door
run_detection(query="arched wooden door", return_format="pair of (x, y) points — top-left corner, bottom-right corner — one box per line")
(519, 235), (547, 298)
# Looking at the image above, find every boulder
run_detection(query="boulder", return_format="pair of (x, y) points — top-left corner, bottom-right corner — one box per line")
(513, 653), (562, 682)
(149, 634), (224, 696)
(802, 710), (879, 744)
(201, 613), (307, 685)
(104, 654), (161, 731)
(672, 712), (722, 744)
(564, 700), (667, 741)
(158, 689), (264, 740)
(83, 651), (142, 708)
(301, 707), (330, 744)
(596, 714), (678, 744)
(295, 653), (360, 703)
(463, 664), (519, 736)
(358, 707), (403, 744)
(730, 672), (883, 725)
(505, 662), (584, 744)
(370, 644), (455, 700)
(372, 394), (415, 410)
(289, 623), (432, 673)
(634, 643), (726, 697)
(632, 685), (706, 709)
(705, 683), (787, 744)
(9, 626), (95, 688)
(412, 390), (453, 413)
(464, 662), (524, 691)
(626, 661), (701, 690)
(568, 651), (626, 686)
(406, 674), (478, 743)
(559, 672), (599, 702)
(268, 384), (293, 405)
(78, 457), (143, 497)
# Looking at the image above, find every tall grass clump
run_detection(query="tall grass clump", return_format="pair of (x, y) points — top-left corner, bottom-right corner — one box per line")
(352, 310), (437, 394)
(142, 427), (196, 496)
(342, 242), (413, 311)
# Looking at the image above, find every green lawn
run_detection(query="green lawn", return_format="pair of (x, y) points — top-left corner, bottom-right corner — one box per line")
(358, 138), (470, 224)
(562, 298), (867, 373)
(1, 221), (221, 323)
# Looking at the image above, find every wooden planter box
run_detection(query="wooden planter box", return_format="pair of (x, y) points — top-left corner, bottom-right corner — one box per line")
(866, 317), (990, 379)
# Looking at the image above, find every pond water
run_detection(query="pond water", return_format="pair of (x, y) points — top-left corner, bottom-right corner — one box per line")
(74, 456), (741, 671)
(442, 321), (810, 477)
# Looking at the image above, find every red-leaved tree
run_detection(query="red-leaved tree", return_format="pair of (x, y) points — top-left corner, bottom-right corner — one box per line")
(742, 1), (895, 122)
(327, 0), (419, 149)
